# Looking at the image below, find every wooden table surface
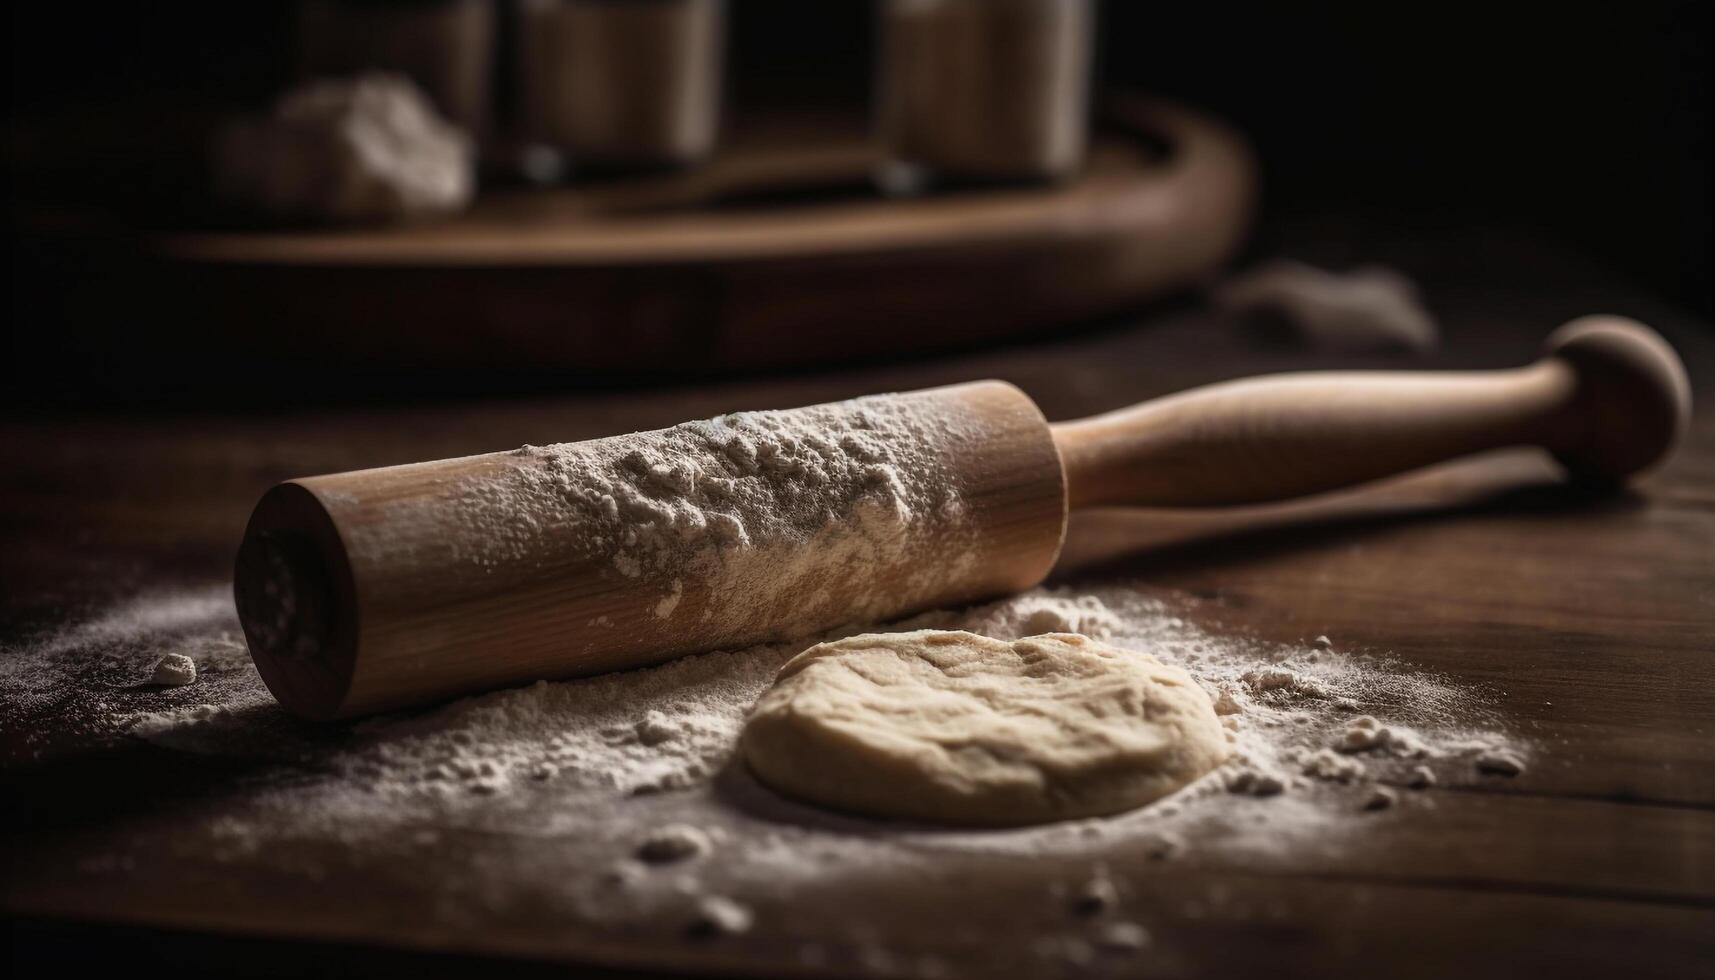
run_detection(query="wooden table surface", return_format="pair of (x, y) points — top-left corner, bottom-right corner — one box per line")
(3, 225), (1712, 977)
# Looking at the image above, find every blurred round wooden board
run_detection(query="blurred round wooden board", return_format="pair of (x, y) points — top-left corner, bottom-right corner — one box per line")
(79, 97), (1256, 377)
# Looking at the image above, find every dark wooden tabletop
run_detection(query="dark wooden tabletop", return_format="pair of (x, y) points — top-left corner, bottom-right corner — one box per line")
(4, 225), (1712, 978)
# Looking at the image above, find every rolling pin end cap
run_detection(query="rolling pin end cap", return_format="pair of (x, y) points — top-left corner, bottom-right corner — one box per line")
(1544, 316), (1692, 483)
(233, 482), (356, 721)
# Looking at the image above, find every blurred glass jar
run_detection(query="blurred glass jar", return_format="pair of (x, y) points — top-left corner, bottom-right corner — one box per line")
(297, 0), (495, 136)
(518, 0), (725, 170)
(877, 0), (1094, 187)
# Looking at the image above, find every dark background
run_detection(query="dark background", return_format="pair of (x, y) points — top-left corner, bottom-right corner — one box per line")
(8, 0), (1712, 373)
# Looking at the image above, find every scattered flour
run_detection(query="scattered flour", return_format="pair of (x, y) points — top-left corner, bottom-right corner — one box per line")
(0, 588), (266, 756)
(306, 585), (1513, 817)
(1301, 748), (1365, 783)
(3, 582), (1528, 947)
(6, 585), (1524, 819)
(1241, 665), (1330, 699)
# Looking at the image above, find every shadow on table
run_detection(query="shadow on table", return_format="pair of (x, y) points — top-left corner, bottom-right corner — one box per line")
(1, 699), (342, 837)
(710, 755), (956, 840)
(1051, 453), (1648, 585)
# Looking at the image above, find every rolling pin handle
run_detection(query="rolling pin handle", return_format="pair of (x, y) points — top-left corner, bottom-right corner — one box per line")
(1050, 316), (1691, 509)
(1539, 316), (1692, 484)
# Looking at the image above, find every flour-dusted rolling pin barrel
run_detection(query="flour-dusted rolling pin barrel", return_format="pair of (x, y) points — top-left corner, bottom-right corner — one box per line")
(236, 317), (1689, 720)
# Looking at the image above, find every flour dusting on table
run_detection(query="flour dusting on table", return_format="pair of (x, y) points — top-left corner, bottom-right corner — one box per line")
(2, 582), (1529, 962)
(5, 584), (1523, 844)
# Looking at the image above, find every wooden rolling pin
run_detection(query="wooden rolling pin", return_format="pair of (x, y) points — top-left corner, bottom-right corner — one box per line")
(236, 316), (1689, 720)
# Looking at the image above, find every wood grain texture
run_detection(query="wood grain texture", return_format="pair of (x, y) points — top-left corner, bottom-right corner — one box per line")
(2, 228), (1711, 977)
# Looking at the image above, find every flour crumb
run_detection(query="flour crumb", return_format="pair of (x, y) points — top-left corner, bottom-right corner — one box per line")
(1476, 750), (1526, 776)
(1225, 768), (1286, 797)
(1312, 635), (1334, 651)
(1338, 715), (1388, 751)
(1335, 716), (1433, 758)
(637, 824), (713, 864)
(687, 895), (753, 939)
(654, 580), (684, 619)
(1362, 787), (1397, 811)
(1070, 873), (1119, 917)
(1140, 831), (1183, 861)
(599, 862), (646, 890)
(148, 654), (198, 687)
(1093, 920), (1150, 953)
(1302, 748), (1364, 783)
(4, 581), (1527, 920)
(635, 710), (679, 747)
(1243, 666), (1327, 698)
(1211, 686), (1245, 716)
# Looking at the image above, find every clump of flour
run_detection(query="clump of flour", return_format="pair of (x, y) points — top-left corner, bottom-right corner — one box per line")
(966, 593), (1125, 639)
(148, 654), (198, 687)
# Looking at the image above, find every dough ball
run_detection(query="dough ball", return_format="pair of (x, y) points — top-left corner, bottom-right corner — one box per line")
(214, 73), (473, 224)
(148, 653), (197, 687)
(1215, 259), (1439, 353)
(740, 630), (1228, 826)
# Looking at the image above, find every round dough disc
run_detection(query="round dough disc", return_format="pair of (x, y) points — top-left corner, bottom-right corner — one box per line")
(740, 629), (1229, 825)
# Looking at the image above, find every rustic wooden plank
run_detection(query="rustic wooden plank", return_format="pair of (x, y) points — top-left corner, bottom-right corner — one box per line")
(9, 883), (1714, 980)
(5, 784), (1712, 978)
(3, 232), (1712, 976)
